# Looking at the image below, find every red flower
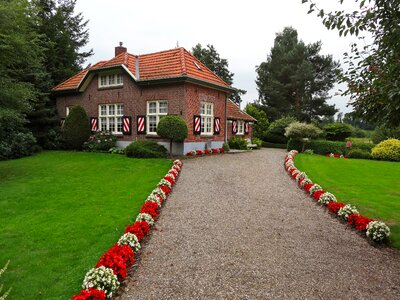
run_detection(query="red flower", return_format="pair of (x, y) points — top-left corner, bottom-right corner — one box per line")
(212, 148), (218, 154)
(334, 154), (340, 158)
(304, 183), (313, 192)
(186, 152), (193, 156)
(73, 288), (107, 300)
(160, 185), (170, 195)
(196, 150), (203, 156)
(298, 178), (304, 185)
(96, 244), (134, 280)
(219, 148), (225, 153)
(313, 190), (325, 201)
(168, 171), (177, 179)
(124, 221), (150, 241)
(204, 149), (210, 155)
(327, 202), (346, 214)
(291, 172), (299, 179)
(164, 176), (175, 186)
(348, 214), (373, 231)
(140, 201), (159, 220)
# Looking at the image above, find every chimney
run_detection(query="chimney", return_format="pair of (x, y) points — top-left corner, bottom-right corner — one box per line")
(115, 42), (127, 56)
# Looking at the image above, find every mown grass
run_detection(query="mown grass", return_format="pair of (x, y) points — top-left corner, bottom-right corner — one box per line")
(295, 154), (400, 249)
(0, 151), (171, 299)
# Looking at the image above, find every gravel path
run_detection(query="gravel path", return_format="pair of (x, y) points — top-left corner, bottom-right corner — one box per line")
(120, 149), (400, 299)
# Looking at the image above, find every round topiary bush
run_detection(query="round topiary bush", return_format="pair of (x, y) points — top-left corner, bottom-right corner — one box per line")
(156, 115), (188, 155)
(264, 116), (297, 144)
(125, 140), (167, 158)
(62, 106), (91, 150)
(371, 138), (400, 161)
(323, 123), (354, 141)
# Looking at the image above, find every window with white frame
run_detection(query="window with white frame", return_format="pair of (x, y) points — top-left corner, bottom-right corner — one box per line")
(98, 104), (124, 134)
(147, 100), (168, 134)
(98, 73), (123, 88)
(200, 102), (213, 135)
(237, 120), (244, 135)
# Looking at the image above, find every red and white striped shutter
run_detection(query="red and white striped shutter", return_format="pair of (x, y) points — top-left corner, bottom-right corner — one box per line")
(90, 117), (98, 132)
(245, 122), (249, 134)
(60, 118), (65, 128)
(232, 120), (237, 134)
(193, 115), (201, 134)
(122, 116), (132, 135)
(214, 117), (220, 135)
(137, 115), (146, 134)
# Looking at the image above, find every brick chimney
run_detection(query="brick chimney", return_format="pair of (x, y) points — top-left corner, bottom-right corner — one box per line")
(115, 42), (127, 56)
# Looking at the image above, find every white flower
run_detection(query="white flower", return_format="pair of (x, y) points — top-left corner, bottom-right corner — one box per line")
(82, 266), (119, 298)
(169, 168), (179, 177)
(329, 153), (334, 157)
(151, 187), (166, 201)
(337, 204), (359, 220)
(136, 213), (154, 226)
(146, 194), (162, 207)
(173, 159), (182, 167)
(300, 178), (313, 188)
(366, 221), (390, 242)
(295, 172), (307, 181)
(318, 192), (337, 205)
(118, 233), (141, 252)
(158, 178), (171, 188)
(309, 184), (323, 195)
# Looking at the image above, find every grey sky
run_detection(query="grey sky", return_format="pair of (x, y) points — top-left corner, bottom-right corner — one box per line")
(76, 0), (361, 114)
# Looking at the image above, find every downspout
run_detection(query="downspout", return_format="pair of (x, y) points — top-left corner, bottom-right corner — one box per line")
(135, 55), (140, 80)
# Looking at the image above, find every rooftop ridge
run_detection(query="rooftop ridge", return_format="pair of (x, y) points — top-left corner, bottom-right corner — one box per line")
(180, 47), (187, 75)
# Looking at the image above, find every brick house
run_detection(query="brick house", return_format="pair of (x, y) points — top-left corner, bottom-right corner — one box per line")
(53, 44), (255, 154)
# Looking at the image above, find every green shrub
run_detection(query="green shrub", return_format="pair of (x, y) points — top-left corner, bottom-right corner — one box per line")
(285, 122), (323, 140)
(251, 137), (263, 149)
(83, 132), (117, 152)
(264, 116), (297, 143)
(261, 141), (287, 149)
(109, 147), (125, 155)
(228, 136), (248, 150)
(348, 149), (372, 159)
(371, 126), (400, 144)
(125, 140), (167, 158)
(244, 104), (269, 139)
(0, 132), (37, 160)
(156, 115), (188, 155)
(222, 142), (230, 152)
(323, 123), (354, 141)
(371, 139), (400, 161)
(287, 139), (347, 154)
(351, 142), (374, 153)
(304, 149), (314, 155)
(62, 106), (91, 150)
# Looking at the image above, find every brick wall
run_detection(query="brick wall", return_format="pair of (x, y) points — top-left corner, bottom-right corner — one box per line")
(227, 121), (253, 140)
(55, 70), (229, 144)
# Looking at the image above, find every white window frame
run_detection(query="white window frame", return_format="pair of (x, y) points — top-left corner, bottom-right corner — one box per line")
(200, 102), (214, 136)
(146, 100), (168, 135)
(237, 120), (244, 135)
(98, 104), (124, 134)
(66, 106), (73, 117)
(98, 73), (123, 88)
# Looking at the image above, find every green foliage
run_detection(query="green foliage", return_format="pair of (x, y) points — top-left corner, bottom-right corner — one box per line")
(304, 149), (314, 155)
(156, 116), (188, 142)
(261, 141), (287, 149)
(371, 139), (400, 162)
(251, 138), (263, 149)
(303, 0), (400, 127)
(108, 147), (125, 155)
(61, 106), (91, 150)
(228, 137), (248, 150)
(256, 27), (338, 122)
(284, 122), (322, 140)
(348, 149), (372, 160)
(323, 123), (354, 141)
(0, 151), (170, 298)
(222, 142), (230, 152)
(125, 141), (167, 158)
(83, 132), (117, 152)
(288, 138), (374, 155)
(371, 126), (400, 144)
(192, 43), (246, 105)
(264, 116), (296, 143)
(295, 153), (400, 248)
(244, 103), (269, 139)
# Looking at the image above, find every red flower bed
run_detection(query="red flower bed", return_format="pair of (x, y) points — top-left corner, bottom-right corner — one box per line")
(327, 202), (346, 214)
(140, 201), (159, 220)
(124, 221), (150, 241)
(204, 149), (210, 155)
(212, 148), (218, 154)
(298, 178), (304, 185)
(219, 148), (225, 153)
(196, 150), (203, 155)
(291, 172), (299, 179)
(348, 214), (374, 231)
(160, 185), (170, 195)
(312, 190), (325, 201)
(96, 244), (134, 280)
(73, 288), (107, 300)
(303, 183), (313, 192)
(163, 176), (174, 186)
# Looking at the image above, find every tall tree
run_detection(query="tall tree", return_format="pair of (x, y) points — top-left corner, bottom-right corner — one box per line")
(302, 0), (400, 128)
(192, 44), (246, 106)
(256, 27), (339, 122)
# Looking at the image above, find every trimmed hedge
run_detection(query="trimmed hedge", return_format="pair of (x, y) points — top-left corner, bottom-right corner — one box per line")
(287, 139), (374, 155)
(228, 136), (248, 150)
(125, 140), (167, 158)
(262, 141), (287, 149)
(348, 149), (372, 159)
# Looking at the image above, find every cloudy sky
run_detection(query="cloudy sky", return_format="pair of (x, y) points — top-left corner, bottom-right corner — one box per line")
(76, 0), (361, 114)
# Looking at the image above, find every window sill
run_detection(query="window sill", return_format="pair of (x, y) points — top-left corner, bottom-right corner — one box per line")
(98, 85), (123, 91)
(236, 133), (244, 136)
(200, 133), (214, 137)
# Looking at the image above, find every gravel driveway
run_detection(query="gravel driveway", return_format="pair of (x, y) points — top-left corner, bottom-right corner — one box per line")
(120, 149), (400, 300)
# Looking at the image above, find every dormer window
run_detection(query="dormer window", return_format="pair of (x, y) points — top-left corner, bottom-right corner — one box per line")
(99, 73), (123, 88)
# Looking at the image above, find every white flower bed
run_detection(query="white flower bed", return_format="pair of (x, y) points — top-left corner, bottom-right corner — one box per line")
(146, 194), (162, 207)
(295, 172), (307, 181)
(318, 192), (337, 205)
(118, 233), (141, 252)
(136, 213), (155, 226)
(158, 178), (171, 188)
(300, 178), (313, 187)
(82, 266), (119, 298)
(366, 221), (391, 242)
(309, 184), (323, 195)
(151, 187), (166, 201)
(338, 204), (359, 220)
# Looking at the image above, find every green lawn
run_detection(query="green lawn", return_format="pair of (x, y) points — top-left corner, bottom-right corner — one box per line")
(295, 154), (400, 248)
(0, 151), (171, 299)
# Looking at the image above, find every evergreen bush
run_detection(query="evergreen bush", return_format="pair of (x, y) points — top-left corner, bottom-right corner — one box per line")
(61, 106), (91, 150)
(125, 140), (167, 158)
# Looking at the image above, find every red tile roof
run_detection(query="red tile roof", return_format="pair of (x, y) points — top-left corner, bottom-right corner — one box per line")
(53, 47), (232, 91)
(227, 99), (257, 122)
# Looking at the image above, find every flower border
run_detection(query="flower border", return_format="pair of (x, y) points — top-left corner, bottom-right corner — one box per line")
(186, 148), (225, 157)
(285, 150), (390, 244)
(73, 159), (183, 299)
